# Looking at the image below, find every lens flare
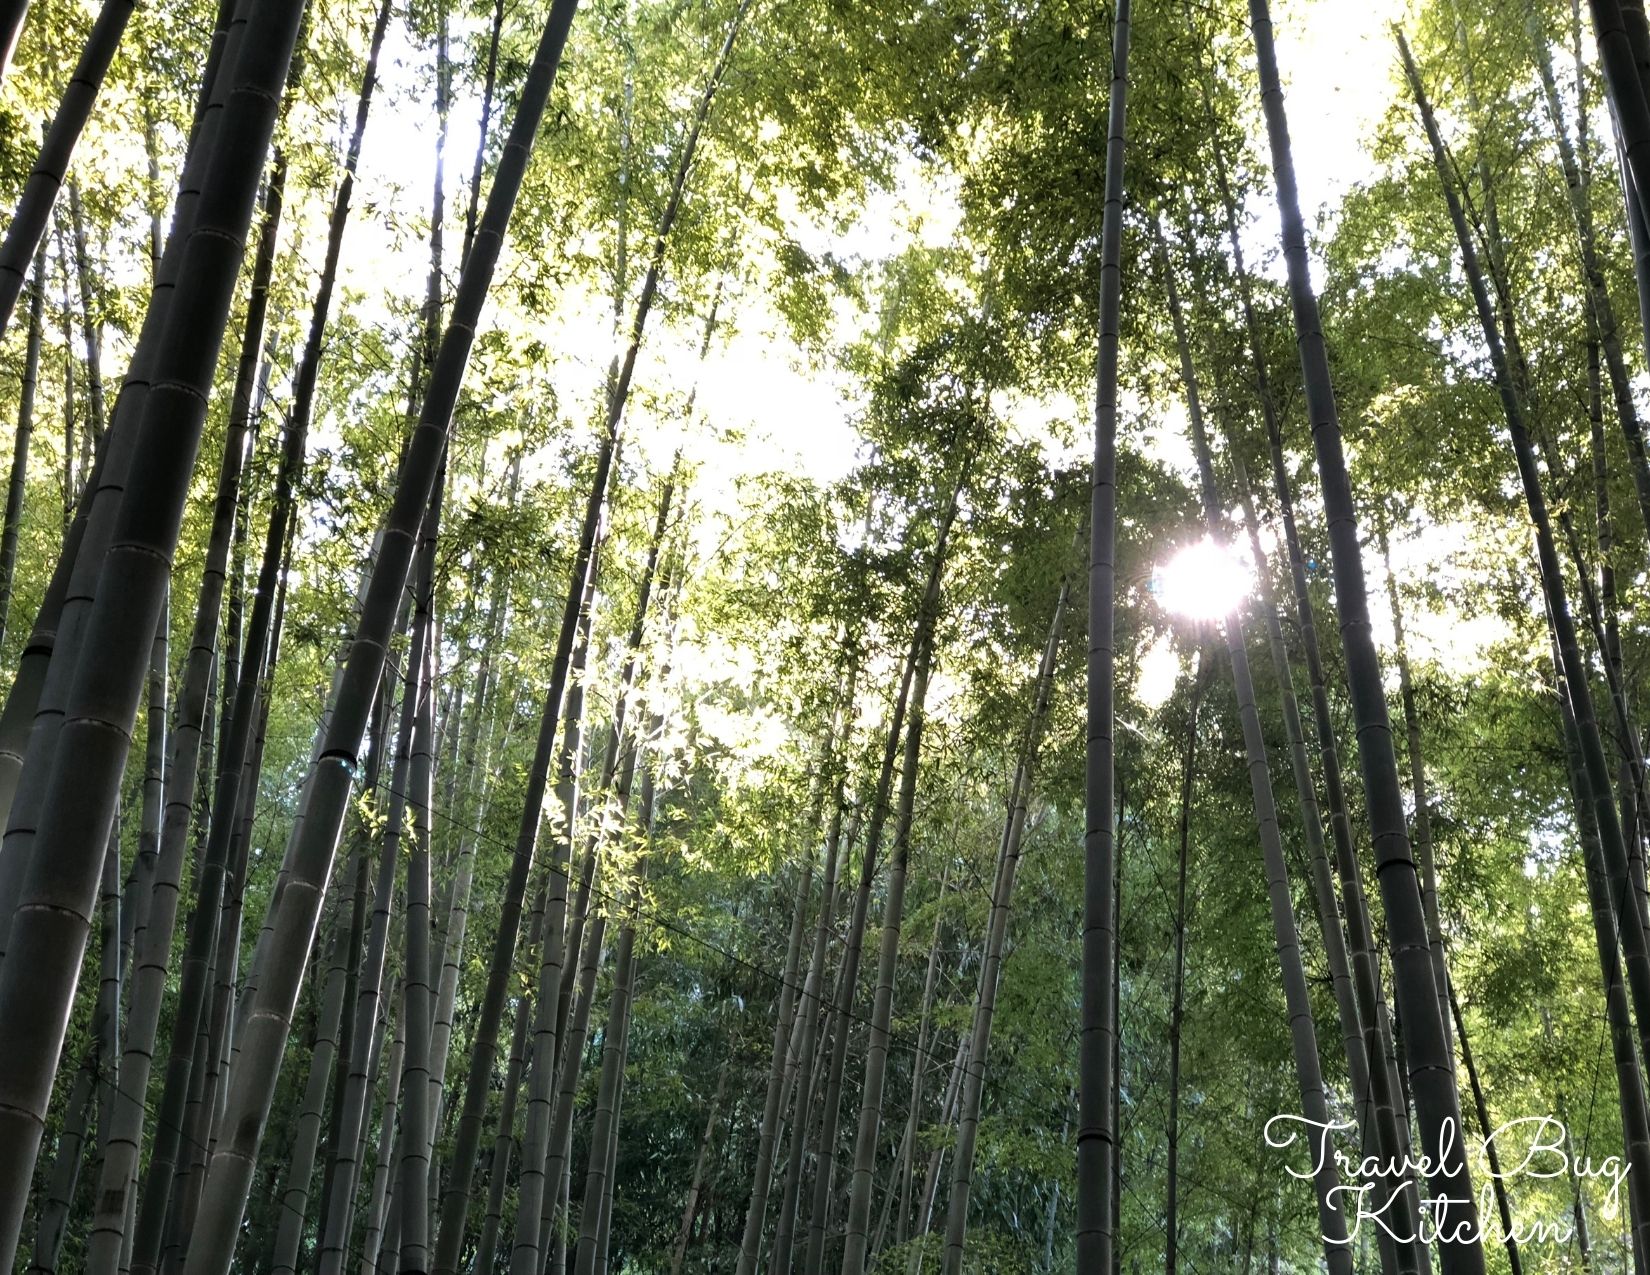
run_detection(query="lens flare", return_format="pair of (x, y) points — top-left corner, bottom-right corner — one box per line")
(1151, 536), (1253, 622)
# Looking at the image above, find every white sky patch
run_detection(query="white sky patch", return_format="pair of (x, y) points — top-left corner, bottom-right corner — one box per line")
(143, 0), (1511, 708)
(1372, 516), (1511, 677)
(343, 16), (465, 328)
(784, 150), (966, 263)
(1136, 628), (1184, 710)
(1273, 0), (1409, 211)
(1258, 0), (1411, 266)
(305, 0), (1422, 519)
(683, 332), (863, 487)
(331, 0), (1509, 706)
(333, 11), (883, 534)
(1135, 392), (1199, 483)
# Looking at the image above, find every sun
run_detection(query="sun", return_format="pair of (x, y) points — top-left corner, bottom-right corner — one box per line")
(1152, 536), (1253, 622)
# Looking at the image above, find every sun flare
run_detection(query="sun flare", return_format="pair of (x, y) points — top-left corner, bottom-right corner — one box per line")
(1152, 537), (1253, 622)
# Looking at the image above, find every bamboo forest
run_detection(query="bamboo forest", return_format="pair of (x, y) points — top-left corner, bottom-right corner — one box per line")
(16, 0), (1650, 1270)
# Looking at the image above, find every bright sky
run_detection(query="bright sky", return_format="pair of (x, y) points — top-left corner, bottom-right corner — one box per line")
(352, 1), (1415, 459)
(1134, 0), (1477, 708)
(1264, 0), (1523, 693)
(1274, 0), (1409, 231)
(336, 0), (1507, 714)
(344, 0), (1414, 486)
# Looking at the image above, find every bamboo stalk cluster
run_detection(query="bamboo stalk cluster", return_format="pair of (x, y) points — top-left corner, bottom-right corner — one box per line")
(9, 0), (1650, 1272)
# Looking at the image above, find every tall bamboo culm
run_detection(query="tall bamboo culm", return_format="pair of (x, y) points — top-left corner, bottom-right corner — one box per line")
(178, 3), (586, 1270)
(0, 7), (309, 1267)
(1078, 4), (1130, 1271)
(1249, 6), (1485, 1267)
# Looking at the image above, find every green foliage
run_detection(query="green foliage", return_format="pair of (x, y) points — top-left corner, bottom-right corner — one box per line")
(9, 0), (1650, 1268)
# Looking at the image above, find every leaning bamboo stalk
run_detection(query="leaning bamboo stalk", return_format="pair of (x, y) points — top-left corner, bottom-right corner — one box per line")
(165, 522), (295, 1268)
(543, 514), (678, 1264)
(422, 708), (484, 1187)
(941, 535), (1073, 1272)
(1203, 244), (1419, 1252)
(1533, 422), (1650, 921)
(547, 620), (656, 1266)
(462, 0), (505, 262)
(0, 0), (256, 954)
(890, 838), (956, 1255)
(1378, 523), (1453, 1055)
(359, 991), (406, 1275)
(842, 501), (960, 1275)
(542, 905), (609, 1275)
(314, 664), (422, 1275)
(765, 676), (854, 1275)
(24, 1050), (96, 1275)
(211, 538), (294, 1145)
(131, 4), (393, 1237)
(802, 643), (919, 1273)
(436, 6), (732, 1256)
(0, 239), (46, 649)
(1551, 633), (1650, 1256)
(883, 849), (952, 1257)
(121, 588), (169, 975)
(509, 568), (600, 1275)
(670, 1063), (730, 1275)
(570, 888), (643, 1275)
(0, 0), (138, 340)
(397, 461), (445, 1274)
(1226, 446), (1378, 1104)
(432, 263), (610, 1275)
(469, 955), (536, 1275)
(1528, 4), (1650, 554)
(75, 103), (286, 1275)
(55, 220), (79, 522)
(229, 542), (388, 1071)
(1214, 427), (1411, 1275)
(65, 180), (103, 449)
(1213, 140), (1421, 1275)
(1583, 327), (1650, 924)
(1164, 651), (1204, 1275)
(1469, 29), (1650, 927)
(1163, 223), (1352, 1274)
(1586, 0), (1650, 315)
(571, 712), (670, 1275)
(270, 915), (353, 1275)
(0, 5), (309, 1265)
(908, 1035), (969, 1275)
(1447, 979), (1524, 1274)
(317, 690), (387, 1253)
(187, 3), (586, 1267)
(1404, 19), (1650, 1088)
(731, 707), (843, 1275)
(1251, 9), (1485, 1265)
(555, 469), (677, 1050)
